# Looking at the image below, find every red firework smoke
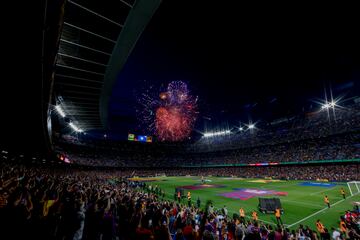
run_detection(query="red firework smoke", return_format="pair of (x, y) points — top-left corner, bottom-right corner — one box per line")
(155, 107), (192, 141)
(154, 81), (197, 141)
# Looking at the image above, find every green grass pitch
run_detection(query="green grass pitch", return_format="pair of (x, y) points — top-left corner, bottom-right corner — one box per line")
(146, 176), (359, 230)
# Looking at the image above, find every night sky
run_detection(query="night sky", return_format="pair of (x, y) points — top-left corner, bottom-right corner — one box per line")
(107, 1), (360, 139)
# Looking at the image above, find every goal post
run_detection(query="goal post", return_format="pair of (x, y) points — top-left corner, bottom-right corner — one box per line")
(347, 181), (360, 196)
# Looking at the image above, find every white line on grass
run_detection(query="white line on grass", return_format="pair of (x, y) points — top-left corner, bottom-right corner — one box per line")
(287, 193), (359, 228)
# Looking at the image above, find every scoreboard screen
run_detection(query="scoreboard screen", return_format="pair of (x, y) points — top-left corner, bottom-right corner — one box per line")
(137, 135), (147, 142)
(128, 133), (152, 143)
(128, 133), (135, 141)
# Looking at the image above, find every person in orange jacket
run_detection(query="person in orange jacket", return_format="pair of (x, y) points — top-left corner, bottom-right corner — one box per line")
(275, 207), (283, 225)
(316, 219), (325, 234)
(252, 211), (258, 221)
(324, 195), (330, 208)
(340, 188), (346, 199)
(239, 207), (245, 222)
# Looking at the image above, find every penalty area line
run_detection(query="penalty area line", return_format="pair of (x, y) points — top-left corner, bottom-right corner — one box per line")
(287, 192), (359, 228)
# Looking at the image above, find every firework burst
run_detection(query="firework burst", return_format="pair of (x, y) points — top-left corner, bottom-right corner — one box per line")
(137, 81), (198, 141)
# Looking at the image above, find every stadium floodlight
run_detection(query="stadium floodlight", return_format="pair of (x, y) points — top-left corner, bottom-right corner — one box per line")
(248, 124), (255, 129)
(321, 104), (329, 110)
(321, 100), (338, 110)
(55, 105), (66, 117)
(69, 122), (83, 132)
(203, 130), (231, 138)
(239, 127), (244, 131)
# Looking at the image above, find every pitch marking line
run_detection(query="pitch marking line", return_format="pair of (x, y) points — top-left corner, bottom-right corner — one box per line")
(287, 192), (359, 228)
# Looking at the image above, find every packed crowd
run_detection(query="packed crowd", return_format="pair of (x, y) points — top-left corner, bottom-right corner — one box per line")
(0, 161), (359, 240)
(56, 132), (360, 168)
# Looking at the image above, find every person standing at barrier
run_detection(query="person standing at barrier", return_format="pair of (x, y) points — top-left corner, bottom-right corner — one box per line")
(223, 205), (228, 217)
(275, 207), (283, 225)
(177, 191), (181, 203)
(239, 207), (245, 222)
(187, 191), (191, 207)
(252, 211), (258, 222)
(316, 219), (325, 239)
(340, 217), (347, 235)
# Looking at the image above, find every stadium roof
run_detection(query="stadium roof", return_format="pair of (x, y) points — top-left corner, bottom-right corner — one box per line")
(53, 0), (161, 131)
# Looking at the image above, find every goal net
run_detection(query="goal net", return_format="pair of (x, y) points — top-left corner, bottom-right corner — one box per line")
(347, 181), (360, 196)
